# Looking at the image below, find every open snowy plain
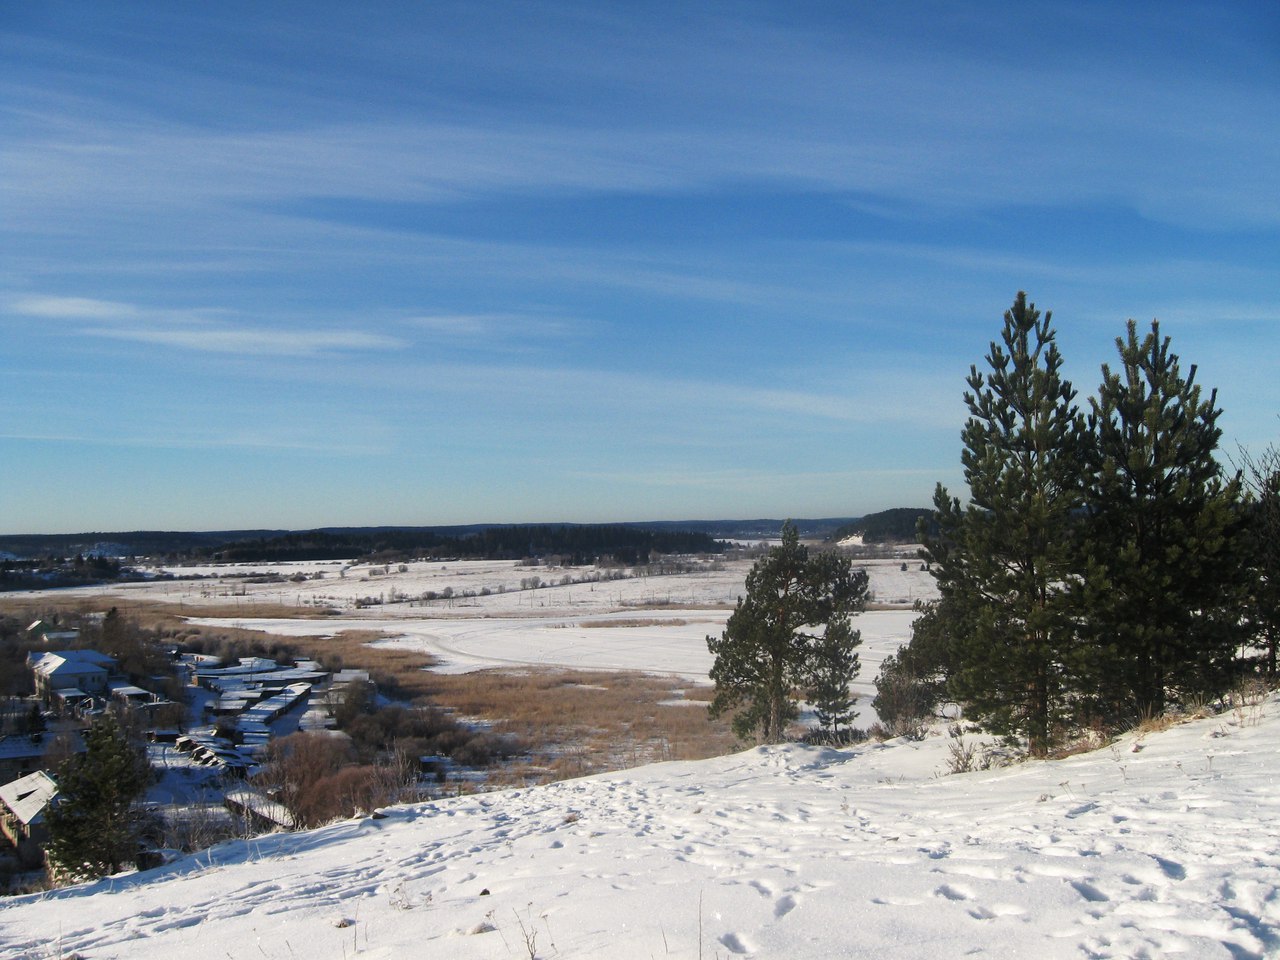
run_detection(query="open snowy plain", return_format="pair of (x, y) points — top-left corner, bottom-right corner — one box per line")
(3, 693), (1276, 959)
(49, 554), (935, 721)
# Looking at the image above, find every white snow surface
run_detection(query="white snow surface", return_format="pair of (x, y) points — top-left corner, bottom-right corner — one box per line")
(5, 701), (1278, 959)
(50, 556), (937, 613)
(136, 557), (931, 725)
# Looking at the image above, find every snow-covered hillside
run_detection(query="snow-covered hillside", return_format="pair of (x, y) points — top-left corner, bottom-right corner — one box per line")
(4, 698), (1276, 959)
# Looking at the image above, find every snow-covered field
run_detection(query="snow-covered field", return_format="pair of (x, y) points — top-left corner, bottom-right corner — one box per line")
(55, 555), (936, 614)
(4, 696), (1276, 959)
(38, 556), (935, 723)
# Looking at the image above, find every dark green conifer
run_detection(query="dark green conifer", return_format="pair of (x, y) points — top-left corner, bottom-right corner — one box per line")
(924, 292), (1085, 756)
(1238, 444), (1280, 678)
(805, 613), (861, 741)
(1079, 320), (1246, 720)
(707, 522), (867, 743)
(45, 714), (151, 883)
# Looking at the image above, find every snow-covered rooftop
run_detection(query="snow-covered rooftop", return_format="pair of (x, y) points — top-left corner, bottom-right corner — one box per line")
(0, 770), (57, 827)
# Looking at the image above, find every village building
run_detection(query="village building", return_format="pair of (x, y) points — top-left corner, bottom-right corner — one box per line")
(25, 620), (81, 646)
(174, 734), (254, 776)
(31, 650), (117, 706)
(0, 770), (58, 867)
(0, 735), (49, 783)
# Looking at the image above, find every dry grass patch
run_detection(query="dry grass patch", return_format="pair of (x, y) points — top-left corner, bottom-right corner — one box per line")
(0, 596), (331, 632)
(422, 668), (738, 784)
(1133, 712), (1182, 736)
(1048, 735), (1108, 761)
(577, 618), (688, 628)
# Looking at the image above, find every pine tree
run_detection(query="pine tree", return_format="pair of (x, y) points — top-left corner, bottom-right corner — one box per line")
(924, 292), (1085, 756)
(1079, 320), (1246, 720)
(45, 714), (152, 883)
(1237, 443), (1280, 679)
(707, 522), (867, 743)
(805, 613), (861, 741)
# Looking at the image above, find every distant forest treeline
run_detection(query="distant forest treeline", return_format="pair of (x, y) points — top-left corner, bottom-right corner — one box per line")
(2, 524), (729, 566)
(206, 525), (724, 566)
(0, 517), (864, 563)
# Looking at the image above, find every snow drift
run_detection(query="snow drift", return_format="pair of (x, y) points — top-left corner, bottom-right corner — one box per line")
(3, 697), (1277, 959)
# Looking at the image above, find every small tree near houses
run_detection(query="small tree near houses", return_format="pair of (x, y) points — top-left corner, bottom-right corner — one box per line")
(45, 714), (152, 884)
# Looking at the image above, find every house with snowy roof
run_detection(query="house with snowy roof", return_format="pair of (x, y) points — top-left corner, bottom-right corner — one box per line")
(31, 650), (117, 707)
(25, 619), (80, 645)
(0, 770), (58, 866)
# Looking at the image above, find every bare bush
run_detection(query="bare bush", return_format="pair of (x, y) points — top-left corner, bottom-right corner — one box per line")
(945, 737), (988, 775)
(871, 652), (937, 740)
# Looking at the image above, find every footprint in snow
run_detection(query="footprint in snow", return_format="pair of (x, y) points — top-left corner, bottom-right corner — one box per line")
(935, 862), (1001, 881)
(719, 931), (754, 954)
(1069, 879), (1110, 903)
(1152, 855), (1187, 881)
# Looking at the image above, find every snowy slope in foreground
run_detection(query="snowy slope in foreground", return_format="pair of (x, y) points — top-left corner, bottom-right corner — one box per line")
(5, 703), (1279, 960)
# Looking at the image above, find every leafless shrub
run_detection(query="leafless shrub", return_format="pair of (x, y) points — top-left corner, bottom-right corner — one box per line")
(256, 733), (403, 827)
(944, 737), (992, 775)
(160, 801), (246, 853)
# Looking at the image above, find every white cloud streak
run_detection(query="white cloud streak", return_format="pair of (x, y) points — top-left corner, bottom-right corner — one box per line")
(404, 312), (581, 342)
(5, 1), (1278, 237)
(10, 295), (405, 358)
(81, 325), (402, 357)
(5, 109), (1275, 233)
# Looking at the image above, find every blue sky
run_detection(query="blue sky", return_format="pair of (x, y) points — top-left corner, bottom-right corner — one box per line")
(3, 1), (1278, 534)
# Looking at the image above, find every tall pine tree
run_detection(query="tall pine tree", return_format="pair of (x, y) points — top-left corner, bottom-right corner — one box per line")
(1079, 320), (1246, 720)
(707, 522), (866, 743)
(924, 292), (1084, 756)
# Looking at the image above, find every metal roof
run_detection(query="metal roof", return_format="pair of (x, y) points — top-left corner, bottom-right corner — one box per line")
(0, 770), (58, 826)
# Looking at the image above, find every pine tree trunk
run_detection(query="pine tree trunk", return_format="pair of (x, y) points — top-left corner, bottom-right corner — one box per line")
(768, 656), (785, 743)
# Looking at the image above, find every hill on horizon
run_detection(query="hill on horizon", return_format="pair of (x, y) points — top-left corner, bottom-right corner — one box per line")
(829, 507), (934, 544)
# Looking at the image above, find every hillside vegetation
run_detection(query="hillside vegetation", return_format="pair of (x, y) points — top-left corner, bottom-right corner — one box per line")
(829, 507), (933, 544)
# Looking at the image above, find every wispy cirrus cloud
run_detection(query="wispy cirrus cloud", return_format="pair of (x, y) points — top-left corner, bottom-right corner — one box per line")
(11, 295), (144, 320)
(404, 312), (581, 342)
(82, 325), (402, 357)
(10, 294), (404, 358)
(0, 424), (391, 457)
